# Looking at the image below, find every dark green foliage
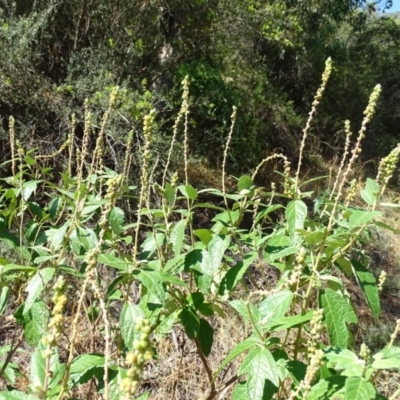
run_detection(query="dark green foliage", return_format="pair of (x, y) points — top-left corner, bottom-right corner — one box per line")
(0, 0), (399, 178)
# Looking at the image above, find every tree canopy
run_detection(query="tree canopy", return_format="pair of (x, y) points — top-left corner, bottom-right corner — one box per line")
(0, 0), (399, 179)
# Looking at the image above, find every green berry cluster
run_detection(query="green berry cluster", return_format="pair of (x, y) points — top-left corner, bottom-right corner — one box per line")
(120, 318), (154, 399)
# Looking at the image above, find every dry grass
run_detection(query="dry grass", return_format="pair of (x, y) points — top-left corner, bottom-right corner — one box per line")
(140, 307), (251, 399)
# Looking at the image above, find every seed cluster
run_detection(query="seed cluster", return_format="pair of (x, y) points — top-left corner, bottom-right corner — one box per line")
(288, 349), (325, 400)
(308, 309), (324, 356)
(120, 318), (154, 399)
(376, 144), (400, 186)
(344, 178), (357, 206)
(99, 175), (124, 232)
(284, 247), (306, 289)
(42, 276), (67, 352)
(359, 343), (371, 361)
(378, 270), (387, 292)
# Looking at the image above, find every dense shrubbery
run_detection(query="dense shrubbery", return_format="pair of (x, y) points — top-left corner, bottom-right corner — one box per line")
(0, 0), (399, 177)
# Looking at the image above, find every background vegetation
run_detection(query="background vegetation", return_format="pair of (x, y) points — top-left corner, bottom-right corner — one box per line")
(0, 0), (399, 178)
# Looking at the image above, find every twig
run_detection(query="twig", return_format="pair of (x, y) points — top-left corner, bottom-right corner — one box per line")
(0, 331), (23, 378)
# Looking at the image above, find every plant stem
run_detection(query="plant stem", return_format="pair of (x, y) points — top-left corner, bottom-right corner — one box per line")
(194, 337), (216, 398)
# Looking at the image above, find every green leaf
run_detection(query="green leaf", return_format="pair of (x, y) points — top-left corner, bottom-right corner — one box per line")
(2, 363), (16, 385)
(108, 207), (125, 235)
(215, 337), (260, 378)
(25, 222), (39, 243)
(98, 254), (129, 272)
(238, 175), (254, 192)
(24, 268), (55, 315)
(3, 264), (35, 274)
(300, 175), (327, 187)
(164, 183), (175, 204)
(230, 299), (261, 324)
(344, 376), (376, 400)
(81, 204), (102, 216)
(30, 345), (46, 391)
(286, 360), (307, 386)
(140, 233), (165, 259)
(286, 200), (307, 244)
(212, 210), (240, 231)
(254, 205), (284, 225)
(135, 269), (165, 304)
(325, 347), (364, 377)
(179, 184), (198, 200)
(320, 289), (357, 347)
(193, 203), (225, 212)
(264, 245), (298, 262)
(30, 344), (64, 392)
(198, 318), (213, 356)
(46, 224), (68, 251)
(241, 347), (283, 398)
(307, 376), (346, 400)
(268, 235), (292, 247)
(304, 230), (326, 245)
(335, 257), (353, 278)
(185, 249), (203, 272)
(22, 180), (40, 201)
(0, 286), (9, 315)
(351, 260), (380, 318)
(360, 178), (380, 206)
(187, 292), (204, 308)
(208, 234), (230, 273)
(70, 354), (104, 386)
(48, 197), (62, 220)
(238, 175), (254, 196)
(0, 391), (39, 400)
(0, 230), (30, 260)
(232, 382), (250, 400)
(23, 300), (49, 346)
(258, 290), (293, 324)
(219, 252), (257, 295)
(119, 303), (145, 350)
(372, 346), (400, 370)
(320, 275), (345, 291)
(135, 392), (150, 400)
(374, 221), (400, 235)
(169, 219), (186, 257)
(197, 302), (214, 316)
(158, 271), (188, 288)
(266, 311), (314, 332)
(194, 229), (213, 245)
(179, 307), (200, 339)
(348, 210), (381, 230)
(196, 234), (230, 278)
